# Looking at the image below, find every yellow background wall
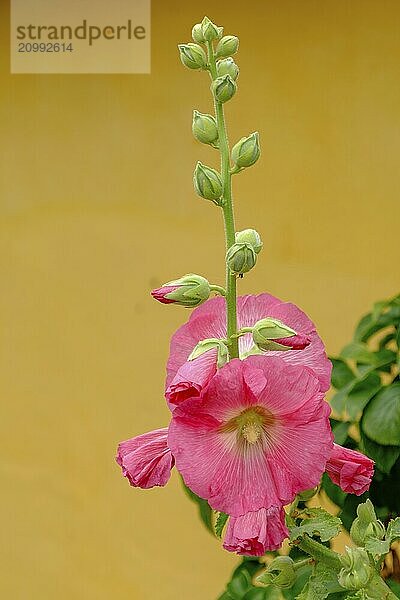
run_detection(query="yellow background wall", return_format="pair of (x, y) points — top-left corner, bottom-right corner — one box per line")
(1, 1), (398, 598)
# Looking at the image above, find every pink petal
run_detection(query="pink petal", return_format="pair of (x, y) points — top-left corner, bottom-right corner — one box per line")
(166, 294), (331, 394)
(165, 348), (218, 409)
(116, 427), (174, 489)
(223, 506), (289, 555)
(325, 444), (374, 495)
(151, 285), (180, 304)
(168, 357), (333, 516)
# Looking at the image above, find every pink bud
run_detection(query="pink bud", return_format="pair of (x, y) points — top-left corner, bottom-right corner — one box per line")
(151, 285), (180, 304)
(274, 332), (311, 350)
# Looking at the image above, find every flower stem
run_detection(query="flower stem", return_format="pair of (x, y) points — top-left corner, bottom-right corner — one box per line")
(297, 535), (342, 570)
(209, 284), (226, 297)
(206, 41), (239, 359)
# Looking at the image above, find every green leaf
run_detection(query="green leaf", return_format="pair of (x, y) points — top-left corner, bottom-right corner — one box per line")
(354, 300), (400, 343)
(282, 566), (313, 599)
(362, 384), (400, 445)
(295, 563), (342, 600)
(365, 537), (390, 556)
(215, 511), (229, 538)
(332, 421), (350, 445)
(181, 479), (213, 533)
(227, 570), (252, 599)
(331, 358), (355, 389)
(339, 494), (368, 532)
(321, 472), (347, 508)
(243, 588), (280, 599)
(289, 508), (341, 543)
(387, 517), (400, 543)
(360, 430), (400, 474)
(387, 578), (400, 598)
(340, 343), (377, 364)
(330, 372), (381, 419)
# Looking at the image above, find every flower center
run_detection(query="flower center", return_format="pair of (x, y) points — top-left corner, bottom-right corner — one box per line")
(221, 406), (275, 447)
(241, 420), (262, 444)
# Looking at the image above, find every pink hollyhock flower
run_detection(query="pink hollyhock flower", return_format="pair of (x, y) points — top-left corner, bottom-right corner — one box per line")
(325, 443), (374, 495)
(166, 294), (331, 407)
(116, 427), (174, 489)
(223, 506), (289, 556)
(168, 356), (333, 516)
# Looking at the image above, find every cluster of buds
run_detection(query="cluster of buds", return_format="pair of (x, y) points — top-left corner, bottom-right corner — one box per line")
(350, 499), (385, 547)
(226, 228), (262, 275)
(338, 547), (373, 591)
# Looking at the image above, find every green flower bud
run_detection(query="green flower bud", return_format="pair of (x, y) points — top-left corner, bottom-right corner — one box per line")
(257, 556), (296, 589)
(178, 43), (207, 70)
(338, 547), (373, 591)
(193, 162), (222, 202)
(251, 317), (311, 352)
(216, 57), (239, 81)
(151, 274), (210, 307)
(231, 132), (260, 169)
(226, 242), (257, 275)
(350, 499), (386, 547)
(192, 111), (219, 145)
(191, 23), (205, 44)
(235, 228), (262, 254)
(211, 74), (237, 103)
(201, 16), (223, 42)
(189, 338), (229, 368)
(215, 35), (239, 58)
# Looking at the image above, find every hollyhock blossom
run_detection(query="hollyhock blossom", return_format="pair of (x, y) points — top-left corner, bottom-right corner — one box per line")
(168, 356), (333, 516)
(223, 506), (289, 556)
(166, 294), (331, 407)
(165, 347), (218, 408)
(325, 444), (374, 495)
(116, 427), (174, 489)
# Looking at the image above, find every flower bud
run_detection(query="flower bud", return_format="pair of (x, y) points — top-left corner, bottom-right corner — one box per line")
(193, 162), (222, 202)
(201, 16), (223, 42)
(215, 35), (239, 58)
(211, 74), (237, 103)
(151, 274), (210, 308)
(252, 318), (311, 352)
(338, 547), (372, 591)
(192, 111), (219, 145)
(235, 228), (262, 254)
(216, 57), (239, 81)
(191, 23), (205, 44)
(178, 43), (207, 70)
(257, 556), (296, 589)
(189, 338), (229, 368)
(231, 132), (260, 169)
(226, 242), (257, 275)
(350, 499), (385, 547)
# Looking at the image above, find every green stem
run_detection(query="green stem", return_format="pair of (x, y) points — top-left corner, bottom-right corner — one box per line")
(297, 536), (342, 571)
(209, 284), (226, 297)
(207, 41), (239, 359)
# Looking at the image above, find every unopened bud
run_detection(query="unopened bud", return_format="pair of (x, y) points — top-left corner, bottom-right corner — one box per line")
(151, 274), (210, 308)
(338, 547), (372, 591)
(211, 74), (237, 103)
(231, 132), (260, 169)
(201, 16), (223, 42)
(216, 57), (239, 81)
(257, 556), (296, 589)
(193, 162), (222, 202)
(235, 228), (262, 254)
(192, 111), (219, 145)
(350, 499), (385, 547)
(226, 242), (257, 275)
(191, 23), (205, 44)
(178, 43), (207, 70)
(215, 35), (239, 58)
(189, 338), (229, 368)
(252, 318), (311, 352)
